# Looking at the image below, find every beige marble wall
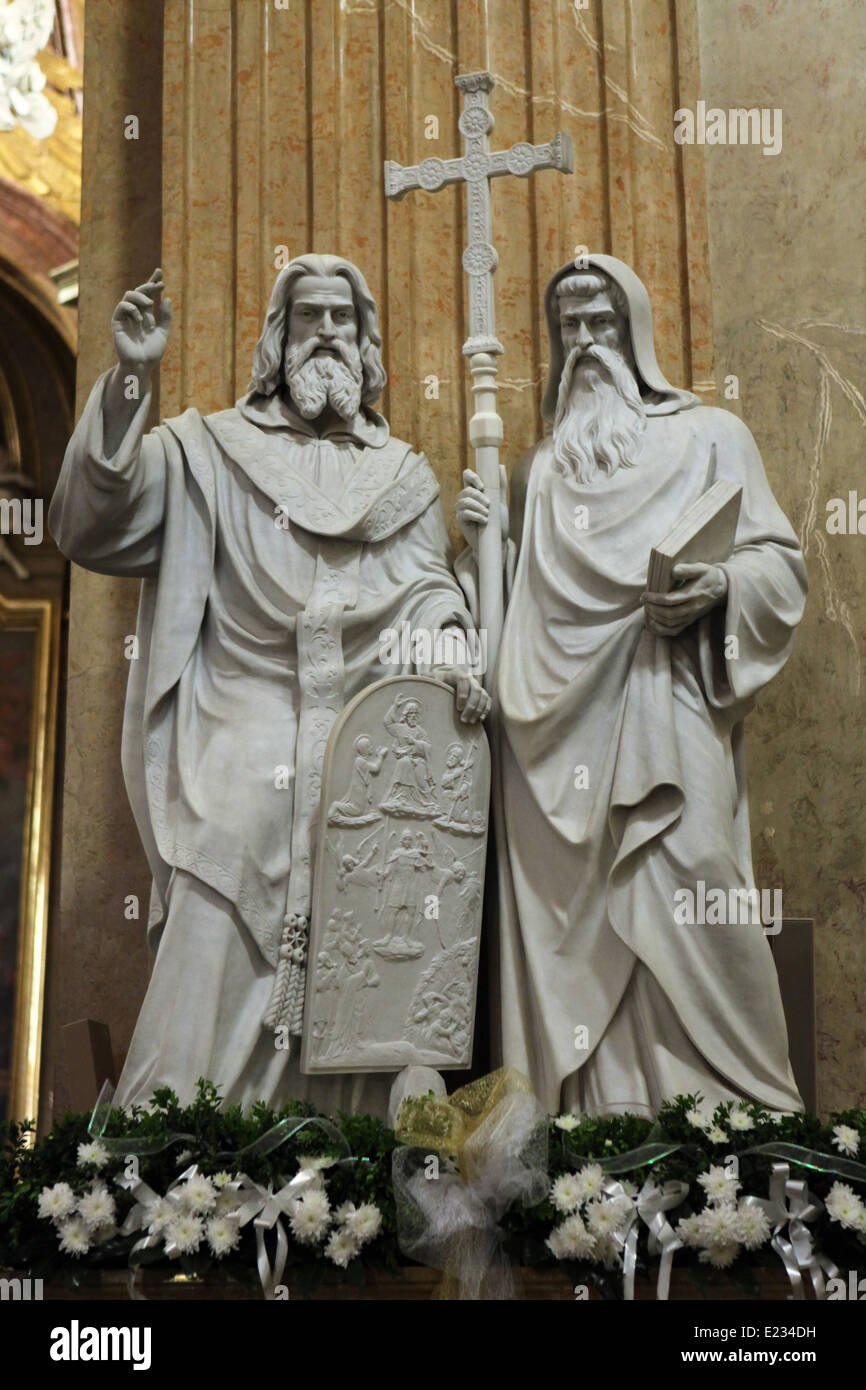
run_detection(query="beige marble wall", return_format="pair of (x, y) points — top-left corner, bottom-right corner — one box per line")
(697, 0), (866, 1111)
(42, 0), (164, 1122)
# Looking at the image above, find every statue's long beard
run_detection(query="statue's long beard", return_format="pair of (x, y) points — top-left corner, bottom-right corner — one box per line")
(552, 344), (646, 482)
(284, 339), (364, 420)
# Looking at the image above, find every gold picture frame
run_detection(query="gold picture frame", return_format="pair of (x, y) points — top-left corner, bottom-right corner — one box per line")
(0, 593), (60, 1125)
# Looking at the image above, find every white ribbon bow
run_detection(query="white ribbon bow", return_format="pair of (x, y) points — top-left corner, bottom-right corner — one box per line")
(742, 1161), (838, 1300)
(116, 1163), (206, 1300)
(116, 1163), (322, 1300)
(234, 1168), (321, 1300)
(604, 1177), (689, 1300)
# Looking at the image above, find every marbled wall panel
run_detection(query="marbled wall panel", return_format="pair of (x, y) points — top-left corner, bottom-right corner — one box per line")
(45, 0), (164, 1121)
(697, 0), (866, 1110)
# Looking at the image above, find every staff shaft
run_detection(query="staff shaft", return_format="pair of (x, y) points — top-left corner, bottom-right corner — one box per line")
(468, 352), (504, 689)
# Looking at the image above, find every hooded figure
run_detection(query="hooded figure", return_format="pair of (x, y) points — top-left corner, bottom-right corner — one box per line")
(458, 253), (806, 1116)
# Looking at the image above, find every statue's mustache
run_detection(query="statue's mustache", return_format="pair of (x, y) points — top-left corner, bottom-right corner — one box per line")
(285, 338), (361, 375)
(565, 342), (623, 380)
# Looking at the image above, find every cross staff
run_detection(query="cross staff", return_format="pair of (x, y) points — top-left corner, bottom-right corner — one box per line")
(384, 71), (573, 688)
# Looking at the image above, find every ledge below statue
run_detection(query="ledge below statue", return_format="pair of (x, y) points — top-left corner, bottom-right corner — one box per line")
(3, 1266), (805, 1302)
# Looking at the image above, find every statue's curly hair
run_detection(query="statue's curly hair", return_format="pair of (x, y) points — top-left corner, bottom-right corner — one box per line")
(248, 254), (387, 403)
(554, 269), (627, 315)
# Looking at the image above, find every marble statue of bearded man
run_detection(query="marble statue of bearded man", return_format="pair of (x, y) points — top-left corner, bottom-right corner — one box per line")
(457, 254), (806, 1117)
(50, 255), (488, 1116)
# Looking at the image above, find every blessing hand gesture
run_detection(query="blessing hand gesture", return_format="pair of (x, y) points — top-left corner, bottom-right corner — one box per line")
(111, 267), (172, 377)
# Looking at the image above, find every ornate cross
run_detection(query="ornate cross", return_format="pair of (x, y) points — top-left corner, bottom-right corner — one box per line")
(384, 72), (573, 686)
(385, 72), (573, 356)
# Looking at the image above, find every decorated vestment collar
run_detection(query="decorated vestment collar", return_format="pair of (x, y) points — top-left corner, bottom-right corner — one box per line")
(201, 393), (439, 543)
(235, 388), (391, 449)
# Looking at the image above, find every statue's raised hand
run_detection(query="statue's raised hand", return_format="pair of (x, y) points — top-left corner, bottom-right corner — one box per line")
(456, 466), (509, 557)
(111, 268), (172, 376)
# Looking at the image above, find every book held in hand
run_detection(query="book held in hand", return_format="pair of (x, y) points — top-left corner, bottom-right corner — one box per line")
(647, 479), (742, 594)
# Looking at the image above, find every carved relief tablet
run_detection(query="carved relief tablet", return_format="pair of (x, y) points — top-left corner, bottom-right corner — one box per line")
(302, 677), (490, 1074)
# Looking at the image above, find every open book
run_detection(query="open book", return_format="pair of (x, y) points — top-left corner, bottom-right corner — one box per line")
(647, 480), (742, 594)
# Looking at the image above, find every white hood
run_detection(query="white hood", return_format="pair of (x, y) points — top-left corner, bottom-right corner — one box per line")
(541, 253), (701, 422)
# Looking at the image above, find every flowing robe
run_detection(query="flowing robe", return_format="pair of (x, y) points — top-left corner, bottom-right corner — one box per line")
(50, 377), (474, 1113)
(464, 404), (807, 1116)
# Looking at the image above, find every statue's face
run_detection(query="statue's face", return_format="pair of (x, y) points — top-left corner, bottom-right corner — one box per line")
(552, 282), (645, 482)
(558, 289), (628, 365)
(287, 275), (358, 358)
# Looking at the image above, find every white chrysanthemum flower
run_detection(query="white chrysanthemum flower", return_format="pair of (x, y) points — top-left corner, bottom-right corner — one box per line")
(214, 1189), (239, 1218)
(179, 1173), (217, 1214)
(699, 1241), (740, 1269)
(832, 1125), (860, 1158)
(550, 1173), (583, 1214)
(175, 1150), (193, 1167)
(212, 1171), (233, 1189)
(76, 1140), (110, 1170)
(38, 1182), (77, 1221)
(547, 1213), (596, 1261)
(676, 1213), (704, 1247)
(729, 1107), (755, 1133)
(289, 1191), (331, 1246)
(554, 1113), (580, 1132)
(346, 1203), (382, 1244)
(77, 1184), (116, 1232)
(145, 1196), (177, 1233)
(706, 1126), (728, 1145)
(589, 1233), (621, 1270)
(58, 1217), (92, 1257)
(686, 1097), (716, 1127)
(574, 1163), (605, 1202)
(206, 1216), (241, 1257)
(559, 1214), (597, 1260)
(166, 1213), (204, 1254)
(586, 1197), (632, 1236)
(325, 1227), (360, 1268)
(825, 1182), (864, 1231)
(546, 1226), (569, 1260)
(686, 1107), (712, 1131)
(699, 1205), (741, 1247)
(333, 1201), (356, 1226)
(697, 1166), (740, 1206)
(736, 1202), (771, 1251)
(296, 1188), (330, 1221)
